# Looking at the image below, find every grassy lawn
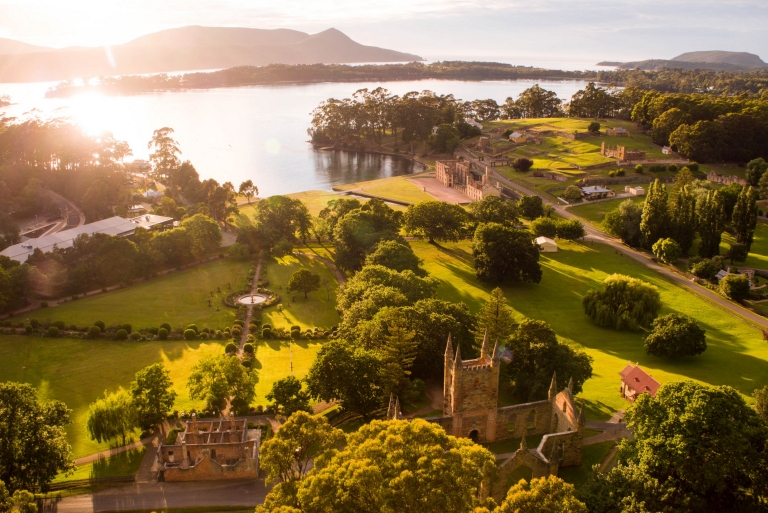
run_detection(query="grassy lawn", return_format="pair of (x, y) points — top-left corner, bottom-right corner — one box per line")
(253, 339), (323, 406)
(559, 440), (614, 487)
(286, 190), (356, 217)
(334, 174), (434, 205)
(12, 258), (251, 330)
(0, 337), (226, 458)
(412, 239), (768, 421)
(55, 447), (146, 482)
(483, 434), (544, 455)
(568, 196), (645, 225)
(261, 253), (341, 331)
(722, 222), (768, 270)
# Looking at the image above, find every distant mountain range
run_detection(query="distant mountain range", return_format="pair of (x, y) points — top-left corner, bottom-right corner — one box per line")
(598, 51), (768, 72)
(0, 26), (424, 82)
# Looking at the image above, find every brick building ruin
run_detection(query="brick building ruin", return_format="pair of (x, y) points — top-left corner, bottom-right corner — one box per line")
(600, 142), (646, 162)
(435, 160), (502, 202)
(421, 333), (585, 501)
(158, 413), (261, 481)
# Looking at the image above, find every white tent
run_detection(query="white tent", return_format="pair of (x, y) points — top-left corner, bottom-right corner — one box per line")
(535, 236), (558, 253)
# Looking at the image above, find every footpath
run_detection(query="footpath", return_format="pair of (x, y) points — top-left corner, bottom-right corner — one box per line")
(239, 257), (263, 354)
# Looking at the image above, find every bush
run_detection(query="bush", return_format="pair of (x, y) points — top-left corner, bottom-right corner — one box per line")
(116, 329), (128, 340)
(225, 342), (238, 354)
(185, 324), (199, 334)
(248, 323), (258, 334)
(122, 324), (132, 333)
(562, 185), (582, 202)
(616, 169), (625, 176)
(183, 329), (197, 340)
(233, 320), (244, 327)
(130, 332), (142, 341)
(290, 330), (301, 340)
(690, 257), (723, 280)
(608, 170), (616, 177)
(668, 164), (678, 173)
(262, 327), (272, 339)
(94, 320), (106, 331)
(512, 158), (534, 172)
(199, 332), (209, 340)
(158, 328), (169, 340)
(40, 301), (48, 308)
(587, 121), (600, 133)
(47, 326), (59, 337)
(652, 238), (682, 264)
(645, 313), (707, 358)
(583, 274), (661, 331)
(262, 323), (272, 330)
(719, 273), (750, 301)
(52, 320), (65, 330)
(243, 342), (255, 354)
(290, 325), (301, 331)
(148, 327), (159, 335)
(556, 219), (586, 240)
(160, 322), (171, 332)
(687, 162), (699, 172)
(530, 217), (557, 238)
(246, 334), (255, 343)
(25, 325), (32, 334)
(634, 164), (644, 174)
(271, 239), (294, 258)
(88, 326), (102, 338)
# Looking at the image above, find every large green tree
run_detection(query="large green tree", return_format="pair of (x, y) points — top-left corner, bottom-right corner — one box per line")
(640, 179), (670, 248)
(363, 239), (425, 276)
(287, 269), (322, 299)
(336, 265), (438, 313)
(147, 127), (181, 179)
(467, 196), (519, 226)
(670, 183), (697, 254)
(296, 419), (497, 513)
(0, 382), (74, 492)
(697, 190), (727, 258)
(253, 195), (312, 249)
(506, 320), (593, 400)
(513, 84), (563, 118)
(651, 237), (682, 264)
(86, 388), (134, 446)
(746, 157), (768, 186)
(265, 377), (312, 416)
(305, 341), (384, 417)
(333, 199), (402, 271)
(579, 381), (768, 512)
(187, 355), (256, 414)
(130, 363), (177, 433)
(403, 201), (468, 243)
(732, 186), (758, 250)
(602, 199), (643, 247)
(583, 274), (661, 331)
(472, 223), (542, 284)
(644, 313), (707, 358)
(517, 195), (544, 220)
(474, 287), (516, 353)
(497, 476), (586, 513)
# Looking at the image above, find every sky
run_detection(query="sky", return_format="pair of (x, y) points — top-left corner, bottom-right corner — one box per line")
(1, 0), (766, 67)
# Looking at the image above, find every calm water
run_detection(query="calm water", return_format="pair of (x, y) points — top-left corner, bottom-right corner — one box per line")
(0, 79), (591, 196)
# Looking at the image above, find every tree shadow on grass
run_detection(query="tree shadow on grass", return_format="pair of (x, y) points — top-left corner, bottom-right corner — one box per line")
(434, 243), (475, 267)
(91, 448), (145, 478)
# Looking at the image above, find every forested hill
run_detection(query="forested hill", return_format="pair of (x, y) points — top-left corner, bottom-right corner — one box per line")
(44, 62), (768, 98)
(0, 26), (423, 82)
(599, 51), (768, 72)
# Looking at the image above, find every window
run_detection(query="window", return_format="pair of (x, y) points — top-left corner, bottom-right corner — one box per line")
(562, 401), (567, 413)
(507, 413), (517, 432)
(527, 411), (535, 429)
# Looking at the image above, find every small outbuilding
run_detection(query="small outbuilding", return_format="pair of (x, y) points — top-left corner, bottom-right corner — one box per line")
(535, 236), (558, 253)
(144, 190), (163, 198)
(509, 132), (527, 143)
(662, 146), (673, 155)
(619, 363), (660, 402)
(606, 127), (629, 137)
(580, 186), (615, 200)
(624, 186), (645, 196)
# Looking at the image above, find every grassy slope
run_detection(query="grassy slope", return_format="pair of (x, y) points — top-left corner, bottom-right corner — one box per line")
(334, 174), (434, 204)
(568, 197), (645, 225)
(261, 253), (341, 331)
(12, 258), (250, 330)
(55, 448), (146, 482)
(253, 339), (322, 407)
(412, 240), (768, 421)
(559, 441), (615, 487)
(0, 337), (227, 458)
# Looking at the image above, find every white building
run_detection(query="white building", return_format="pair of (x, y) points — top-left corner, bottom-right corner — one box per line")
(535, 236), (558, 253)
(624, 186), (646, 196)
(144, 190), (163, 198)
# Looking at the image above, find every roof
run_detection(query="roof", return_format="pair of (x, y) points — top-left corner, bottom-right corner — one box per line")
(715, 270), (729, 280)
(144, 190), (163, 197)
(613, 127), (628, 133)
(662, 146), (671, 151)
(619, 363), (660, 397)
(0, 215), (173, 263)
(581, 186), (612, 194)
(510, 132), (525, 139)
(535, 236), (557, 246)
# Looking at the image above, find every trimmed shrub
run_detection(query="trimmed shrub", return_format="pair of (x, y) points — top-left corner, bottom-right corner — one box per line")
(89, 326), (102, 338)
(25, 325), (33, 334)
(183, 329), (197, 340)
(116, 329), (128, 340)
(719, 273), (750, 301)
(48, 326), (59, 337)
(290, 325), (300, 331)
(262, 327), (272, 339)
(52, 320), (66, 330)
(225, 342), (238, 354)
(199, 332), (209, 340)
(243, 343), (254, 354)
(290, 330), (301, 340)
(121, 324), (132, 333)
(246, 334), (255, 343)
(634, 164), (644, 174)
(148, 327), (159, 335)
(130, 332), (142, 341)
(30, 319), (40, 328)
(262, 324), (272, 330)
(158, 328), (169, 340)
(616, 169), (625, 176)
(160, 322), (171, 332)
(40, 301), (48, 308)
(185, 324), (199, 334)
(233, 320), (244, 327)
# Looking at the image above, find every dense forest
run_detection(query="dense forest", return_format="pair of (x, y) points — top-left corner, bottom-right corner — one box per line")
(44, 62), (768, 98)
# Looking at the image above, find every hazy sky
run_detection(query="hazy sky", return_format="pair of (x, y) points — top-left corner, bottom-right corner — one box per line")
(1, 0), (766, 66)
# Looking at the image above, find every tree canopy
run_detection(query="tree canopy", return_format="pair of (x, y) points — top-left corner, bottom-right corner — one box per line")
(266, 377), (312, 417)
(583, 274), (661, 331)
(130, 363), (176, 432)
(498, 476), (586, 513)
(287, 269), (322, 299)
(86, 388), (134, 446)
(403, 201), (468, 243)
(472, 223), (542, 284)
(187, 355), (256, 414)
(644, 313), (707, 358)
(602, 200), (643, 247)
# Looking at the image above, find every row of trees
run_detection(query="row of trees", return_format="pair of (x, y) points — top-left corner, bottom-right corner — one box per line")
(603, 174), (759, 260)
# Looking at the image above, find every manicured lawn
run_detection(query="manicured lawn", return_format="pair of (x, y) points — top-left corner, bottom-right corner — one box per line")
(722, 221), (768, 270)
(261, 253), (340, 331)
(55, 447), (146, 482)
(252, 339), (323, 406)
(11, 258), (251, 331)
(0, 336), (227, 458)
(334, 174), (434, 205)
(412, 240), (768, 421)
(287, 190), (355, 217)
(559, 441), (614, 487)
(569, 196), (645, 225)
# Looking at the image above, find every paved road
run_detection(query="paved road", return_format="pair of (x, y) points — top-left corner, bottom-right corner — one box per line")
(459, 150), (768, 331)
(44, 480), (270, 513)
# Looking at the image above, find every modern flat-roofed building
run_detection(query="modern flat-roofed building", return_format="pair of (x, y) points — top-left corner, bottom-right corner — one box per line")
(0, 215), (173, 263)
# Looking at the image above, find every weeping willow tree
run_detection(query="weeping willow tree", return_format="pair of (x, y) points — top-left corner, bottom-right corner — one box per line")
(86, 388), (135, 446)
(582, 274), (661, 331)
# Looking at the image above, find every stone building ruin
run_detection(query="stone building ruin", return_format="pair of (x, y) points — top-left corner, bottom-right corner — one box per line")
(600, 142), (645, 162)
(421, 333), (586, 501)
(435, 160), (502, 202)
(158, 413), (261, 481)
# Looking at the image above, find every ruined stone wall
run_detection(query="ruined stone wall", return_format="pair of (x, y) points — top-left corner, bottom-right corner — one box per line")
(455, 364), (499, 413)
(494, 400), (553, 440)
(490, 450), (554, 502)
(539, 431), (583, 467)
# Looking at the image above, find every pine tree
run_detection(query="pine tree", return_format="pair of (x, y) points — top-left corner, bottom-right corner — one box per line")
(697, 190), (726, 258)
(670, 184), (697, 255)
(380, 317), (418, 397)
(640, 179), (670, 248)
(474, 287), (516, 352)
(732, 186), (758, 250)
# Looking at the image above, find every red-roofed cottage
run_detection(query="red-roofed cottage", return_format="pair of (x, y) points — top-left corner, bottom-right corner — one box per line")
(619, 363), (660, 402)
